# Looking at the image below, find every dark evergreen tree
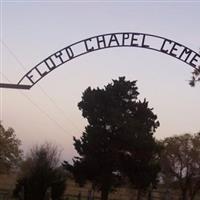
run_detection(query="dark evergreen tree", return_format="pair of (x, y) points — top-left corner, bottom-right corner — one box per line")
(64, 77), (161, 200)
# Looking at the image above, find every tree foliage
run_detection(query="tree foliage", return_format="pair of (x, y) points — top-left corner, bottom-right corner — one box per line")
(0, 123), (22, 173)
(64, 77), (161, 200)
(13, 143), (67, 200)
(161, 133), (200, 200)
(189, 67), (200, 87)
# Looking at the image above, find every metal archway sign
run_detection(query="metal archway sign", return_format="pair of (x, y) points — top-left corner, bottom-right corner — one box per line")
(1, 32), (200, 90)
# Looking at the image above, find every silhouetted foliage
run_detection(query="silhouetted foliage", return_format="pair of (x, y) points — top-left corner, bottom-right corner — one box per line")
(0, 123), (22, 173)
(189, 66), (200, 87)
(64, 77), (161, 200)
(13, 143), (67, 200)
(161, 133), (200, 200)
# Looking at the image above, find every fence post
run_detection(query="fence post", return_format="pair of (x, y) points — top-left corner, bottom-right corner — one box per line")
(78, 192), (82, 200)
(88, 190), (92, 200)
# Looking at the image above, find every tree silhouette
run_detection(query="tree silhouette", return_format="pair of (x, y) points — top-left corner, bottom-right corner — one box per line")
(189, 67), (200, 87)
(161, 133), (200, 200)
(13, 143), (67, 200)
(64, 77), (161, 200)
(0, 123), (22, 173)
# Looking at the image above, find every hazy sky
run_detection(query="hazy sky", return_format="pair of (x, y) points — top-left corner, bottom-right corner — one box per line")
(1, 1), (200, 161)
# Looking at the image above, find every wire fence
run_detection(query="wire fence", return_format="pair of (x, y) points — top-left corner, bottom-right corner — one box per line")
(0, 188), (180, 200)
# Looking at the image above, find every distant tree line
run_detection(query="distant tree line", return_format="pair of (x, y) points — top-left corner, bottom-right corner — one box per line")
(0, 77), (200, 200)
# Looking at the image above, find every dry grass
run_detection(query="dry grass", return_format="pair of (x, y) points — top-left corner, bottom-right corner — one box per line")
(0, 174), (198, 200)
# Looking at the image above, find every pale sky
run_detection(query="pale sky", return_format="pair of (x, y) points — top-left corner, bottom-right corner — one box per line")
(1, 1), (200, 161)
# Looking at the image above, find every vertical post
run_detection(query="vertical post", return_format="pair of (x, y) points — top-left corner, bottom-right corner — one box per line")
(77, 192), (82, 200)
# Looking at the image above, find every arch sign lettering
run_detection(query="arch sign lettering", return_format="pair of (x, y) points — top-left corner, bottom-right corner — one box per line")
(1, 32), (200, 90)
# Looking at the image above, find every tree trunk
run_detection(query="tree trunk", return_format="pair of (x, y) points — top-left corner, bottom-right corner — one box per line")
(190, 195), (195, 200)
(101, 189), (109, 200)
(148, 190), (152, 200)
(181, 189), (188, 200)
(137, 189), (142, 200)
(190, 191), (197, 200)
